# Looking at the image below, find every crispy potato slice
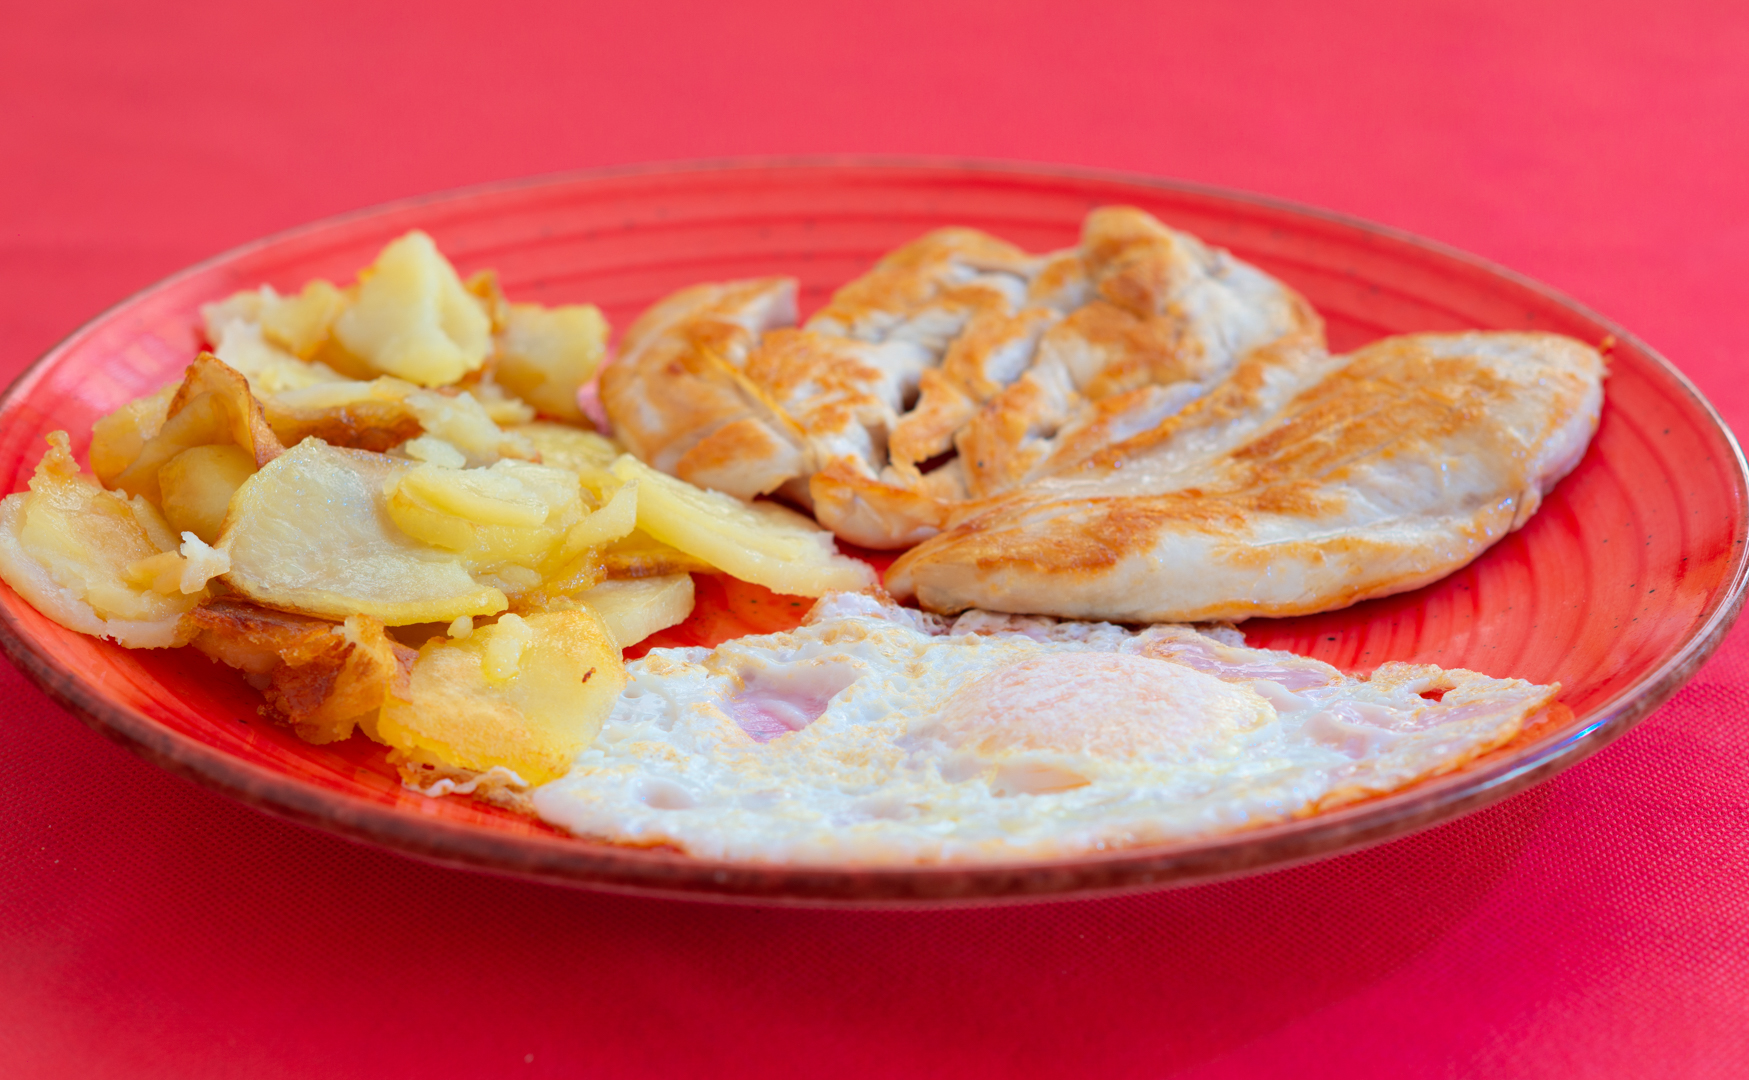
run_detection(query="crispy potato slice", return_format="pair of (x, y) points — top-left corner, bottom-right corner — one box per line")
(205, 315), (350, 396)
(510, 421), (623, 474)
(218, 439), (507, 624)
(89, 385), (176, 488)
(200, 287), (273, 338)
(609, 455), (875, 596)
(110, 354), (284, 504)
(333, 231), (492, 387)
(167, 353), (281, 462)
(464, 269), (510, 331)
(378, 610), (625, 787)
(264, 377), (532, 463)
(402, 387), (535, 464)
(159, 443), (258, 543)
(508, 424), (704, 580)
(461, 372), (538, 425)
(188, 599), (415, 744)
(568, 574), (695, 647)
(384, 459), (587, 571)
(0, 433), (205, 648)
(600, 532), (714, 579)
(494, 303), (609, 423)
(261, 377), (425, 452)
(260, 280), (349, 359)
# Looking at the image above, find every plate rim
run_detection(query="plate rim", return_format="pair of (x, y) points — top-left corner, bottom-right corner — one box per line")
(3, 155), (1746, 908)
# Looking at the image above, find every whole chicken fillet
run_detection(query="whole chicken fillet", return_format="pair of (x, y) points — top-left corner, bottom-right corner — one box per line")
(884, 331), (1606, 622)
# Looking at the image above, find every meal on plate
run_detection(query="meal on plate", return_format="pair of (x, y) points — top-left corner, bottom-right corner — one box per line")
(0, 209), (1605, 863)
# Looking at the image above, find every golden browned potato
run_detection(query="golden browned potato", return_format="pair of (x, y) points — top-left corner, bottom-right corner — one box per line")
(609, 456), (875, 596)
(509, 420), (622, 474)
(188, 599), (413, 744)
(399, 386), (535, 464)
(109, 354), (284, 505)
(507, 422), (710, 580)
(561, 478), (638, 550)
(332, 232), (493, 387)
(158, 443), (258, 543)
(0, 433), (209, 648)
(568, 574), (695, 647)
(600, 531), (714, 579)
(89, 385), (176, 488)
(464, 269), (511, 331)
(259, 279), (349, 359)
(376, 610), (625, 787)
(461, 373), (537, 425)
(493, 303), (609, 422)
(384, 459), (588, 571)
(264, 377), (532, 464)
(204, 315), (351, 397)
(259, 376), (422, 452)
(218, 439), (507, 625)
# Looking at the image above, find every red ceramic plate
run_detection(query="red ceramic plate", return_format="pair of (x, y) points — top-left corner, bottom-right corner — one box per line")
(2, 160), (1745, 906)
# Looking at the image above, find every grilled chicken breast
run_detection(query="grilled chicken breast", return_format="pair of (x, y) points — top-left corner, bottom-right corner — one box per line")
(884, 332), (1606, 621)
(603, 209), (1606, 623)
(600, 207), (1323, 548)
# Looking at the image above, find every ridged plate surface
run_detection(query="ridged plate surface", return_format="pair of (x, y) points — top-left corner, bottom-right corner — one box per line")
(1, 160), (1744, 905)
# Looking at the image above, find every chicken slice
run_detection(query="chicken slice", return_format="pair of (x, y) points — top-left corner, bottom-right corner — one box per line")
(954, 207), (1322, 499)
(807, 209), (1322, 544)
(886, 332), (1606, 622)
(804, 227), (1039, 352)
(600, 208), (1322, 548)
(598, 278), (804, 496)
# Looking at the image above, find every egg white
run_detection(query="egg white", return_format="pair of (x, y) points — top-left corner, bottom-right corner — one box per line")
(531, 594), (1557, 865)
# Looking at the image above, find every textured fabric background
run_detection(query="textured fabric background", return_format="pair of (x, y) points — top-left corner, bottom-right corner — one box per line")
(2, 1), (1746, 1076)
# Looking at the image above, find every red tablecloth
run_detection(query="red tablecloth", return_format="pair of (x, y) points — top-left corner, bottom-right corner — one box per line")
(4, 1), (1746, 1075)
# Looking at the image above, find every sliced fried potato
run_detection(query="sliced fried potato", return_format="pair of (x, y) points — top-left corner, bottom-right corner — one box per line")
(203, 280), (350, 364)
(110, 354), (284, 504)
(384, 459), (587, 570)
(89, 385), (176, 488)
(260, 279), (349, 359)
(188, 599), (414, 744)
(462, 372), (537, 425)
(569, 574), (695, 647)
(159, 443), (258, 543)
(200, 287), (272, 340)
(464, 269), (511, 332)
(333, 231), (492, 387)
(600, 530), (713, 579)
(516, 431), (840, 583)
(494, 302), (609, 422)
(0, 433), (202, 648)
(210, 319), (350, 396)
(377, 610), (625, 786)
(218, 439), (507, 624)
(609, 455), (875, 596)
(262, 375), (532, 463)
(262, 376), (425, 452)
(509, 421), (623, 474)
(559, 479), (637, 554)
(263, 375), (533, 464)
(404, 387), (535, 464)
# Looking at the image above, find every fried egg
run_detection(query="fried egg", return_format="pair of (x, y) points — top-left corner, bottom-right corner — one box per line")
(532, 594), (1558, 864)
